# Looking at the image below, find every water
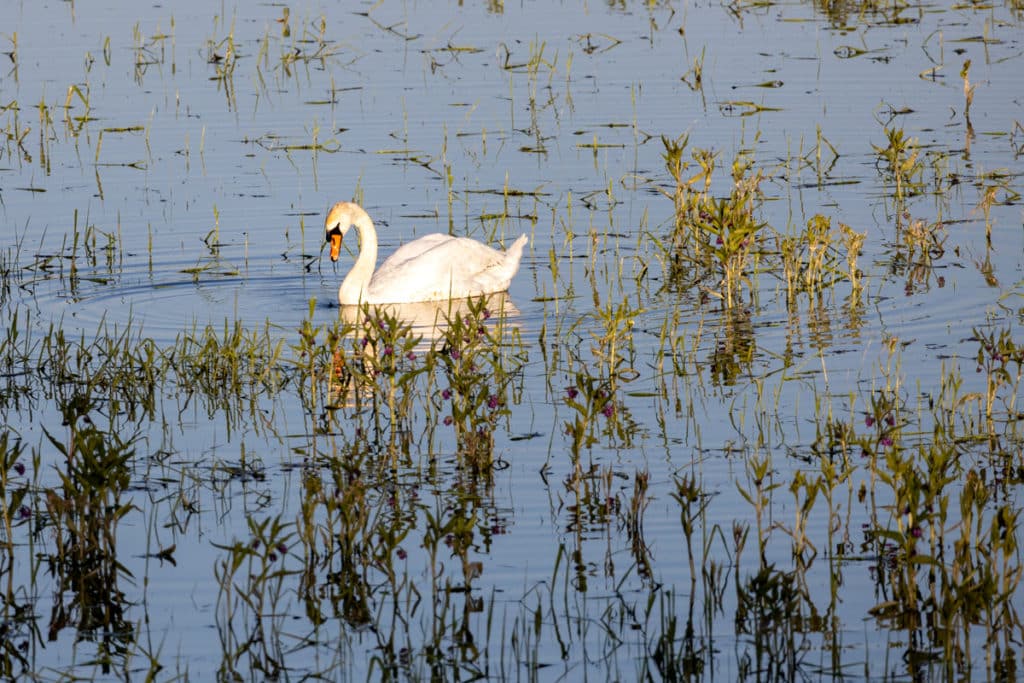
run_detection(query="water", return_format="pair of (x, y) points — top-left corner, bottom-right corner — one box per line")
(1, 0), (1022, 679)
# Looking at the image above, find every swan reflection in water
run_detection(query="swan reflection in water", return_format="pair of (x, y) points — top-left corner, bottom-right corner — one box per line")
(324, 293), (522, 414)
(337, 293), (520, 345)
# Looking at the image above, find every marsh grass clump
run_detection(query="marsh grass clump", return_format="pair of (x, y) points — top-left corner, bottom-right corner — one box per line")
(306, 296), (524, 472)
(658, 135), (768, 307)
(778, 214), (865, 302)
(972, 325), (1023, 423)
(292, 299), (428, 459)
(561, 300), (641, 466)
(38, 319), (163, 423)
(794, 337), (1024, 678)
(436, 297), (522, 472)
(341, 304), (429, 456)
(170, 318), (285, 433)
(872, 124), (924, 204)
(858, 430), (1022, 674)
(562, 371), (625, 462)
(647, 588), (708, 680)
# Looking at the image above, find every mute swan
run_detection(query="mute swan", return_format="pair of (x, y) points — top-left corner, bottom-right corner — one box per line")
(324, 201), (528, 305)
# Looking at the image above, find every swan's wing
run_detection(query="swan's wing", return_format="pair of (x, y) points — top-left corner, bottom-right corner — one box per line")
(384, 233), (453, 264)
(369, 235), (512, 302)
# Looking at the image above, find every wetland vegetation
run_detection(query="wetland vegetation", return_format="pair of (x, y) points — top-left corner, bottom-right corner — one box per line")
(1, 0), (1022, 680)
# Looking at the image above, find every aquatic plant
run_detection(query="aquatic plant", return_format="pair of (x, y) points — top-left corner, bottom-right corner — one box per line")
(436, 297), (522, 472)
(658, 135), (768, 307)
(872, 124), (924, 205)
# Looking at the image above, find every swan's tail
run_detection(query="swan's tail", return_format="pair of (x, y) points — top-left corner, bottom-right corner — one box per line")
(500, 234), (529, 285)
(506, 234), (528, 266)
(476, 234), (529, 294)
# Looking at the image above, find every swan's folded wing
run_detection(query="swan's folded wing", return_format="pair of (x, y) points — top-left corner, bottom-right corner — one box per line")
(370, 235), (512, 302)
(383, 234), (454, 265)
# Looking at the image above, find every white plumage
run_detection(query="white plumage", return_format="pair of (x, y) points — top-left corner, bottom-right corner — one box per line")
(324, 202), (528, 305)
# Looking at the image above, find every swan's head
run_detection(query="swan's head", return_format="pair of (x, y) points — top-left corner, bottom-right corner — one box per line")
(324, 201), (370, 262)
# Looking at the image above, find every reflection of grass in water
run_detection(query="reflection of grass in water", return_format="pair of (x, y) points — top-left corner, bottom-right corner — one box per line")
(0, 226), (1023, 678)
(1, 108), (1023, 676)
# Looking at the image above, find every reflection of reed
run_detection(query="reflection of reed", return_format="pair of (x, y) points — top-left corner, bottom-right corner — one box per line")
(44, 410), (135, 668)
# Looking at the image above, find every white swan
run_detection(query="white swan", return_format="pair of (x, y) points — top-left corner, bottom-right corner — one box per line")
(324, 201), (528, 305)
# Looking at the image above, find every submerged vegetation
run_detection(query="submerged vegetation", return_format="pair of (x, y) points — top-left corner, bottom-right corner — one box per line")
(1, 0), (1023, 679)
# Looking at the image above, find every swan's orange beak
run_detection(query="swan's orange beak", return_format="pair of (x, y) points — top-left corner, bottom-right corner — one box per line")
(329, 231), (342, 262)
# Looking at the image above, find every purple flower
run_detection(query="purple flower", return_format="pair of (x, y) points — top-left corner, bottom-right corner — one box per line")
(383, 346), (393, 356)
(487, 395), (499, 410)
(911, 526), (922, 539)
(450, 349), (461, 360)
(406, 351), (416, 361)
(602, 403), (615, 418)
(17, 506), (30, 520)
(482, 309), (491, 320)
(865, 416), (875, 427)
(268, 552), (278, 562)
(13, 462), (25, 476)
(360, 337), (369, 348)
(397, 548), (407, 560)
(884, 414), (895, 426)
(276, 543), (288, 554)
(881, 436), (893, 447)
(566, 387), (578, 400)
(443, 415), (453, 426)
(442, 388), (452, 400)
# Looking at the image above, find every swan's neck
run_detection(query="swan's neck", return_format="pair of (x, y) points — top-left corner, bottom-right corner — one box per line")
(339, 213), (378, 305)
